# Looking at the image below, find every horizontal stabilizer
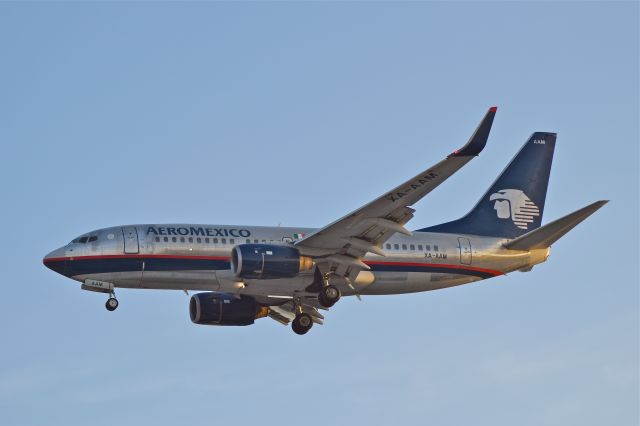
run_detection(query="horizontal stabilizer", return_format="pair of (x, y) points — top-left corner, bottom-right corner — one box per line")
(504, 200), (608, 250)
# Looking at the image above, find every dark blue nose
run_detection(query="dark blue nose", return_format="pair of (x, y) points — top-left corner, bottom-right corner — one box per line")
(43, 247), (66, 275)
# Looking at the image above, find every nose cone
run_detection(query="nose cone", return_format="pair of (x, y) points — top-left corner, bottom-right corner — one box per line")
(43, 247), (66, 275)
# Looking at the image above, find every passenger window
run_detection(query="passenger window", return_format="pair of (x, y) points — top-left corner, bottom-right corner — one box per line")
(172, 237), (177, 243)
(246, 239), (251, 243)
(221, 238), (226, 244)
(196, 237), (201, 243)
(410, 244), (415, 250)
(188, 237), (193, 243)
(180, 237), (185, 243)
(418, 244), (423, 251)
(425, 245), (431, 251)
(434, 245), (439, 251)
(155, 237), (160, 242)
(394, 244), (399, 250)
(230, 239), (235, 244)
(402, 244), (407, 250)
(164, 237), (168, 242)
(213, 238), (218, 244)
(88, 236), (98, 242)
(262, 240), (266, 243)
(205, 238), (210, 243)
(254, 239), (259, 243)
(386, 243), (391, 249)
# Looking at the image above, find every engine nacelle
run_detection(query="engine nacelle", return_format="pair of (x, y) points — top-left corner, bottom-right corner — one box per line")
(230, 244), (313, 279)
(189, 292), (268, 326)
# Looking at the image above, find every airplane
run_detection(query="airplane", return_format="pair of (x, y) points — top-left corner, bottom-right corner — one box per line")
(43, 107), (608, 335)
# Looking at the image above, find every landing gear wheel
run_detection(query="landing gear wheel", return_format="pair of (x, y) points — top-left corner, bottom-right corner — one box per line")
(105, 297), (119, 311)
(291, 313), (313, 335)
(318, 285), (341, 308)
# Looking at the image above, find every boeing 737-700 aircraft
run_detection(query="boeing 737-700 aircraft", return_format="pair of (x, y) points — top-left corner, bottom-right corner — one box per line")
(44, 107), (607, 334)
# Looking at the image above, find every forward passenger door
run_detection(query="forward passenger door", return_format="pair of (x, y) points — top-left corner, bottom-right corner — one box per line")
(122, 226), (140, 254)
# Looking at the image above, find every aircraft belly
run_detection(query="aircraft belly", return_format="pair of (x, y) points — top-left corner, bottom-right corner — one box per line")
(77, 270), (220, 291)
(218, 275), (313, 298)
(362, 271), (480, 295)
(140, 270), (220, 290)
(75, 272), (142, 288)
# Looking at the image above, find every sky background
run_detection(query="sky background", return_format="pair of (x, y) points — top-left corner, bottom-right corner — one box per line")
(1, 2), (638, 425)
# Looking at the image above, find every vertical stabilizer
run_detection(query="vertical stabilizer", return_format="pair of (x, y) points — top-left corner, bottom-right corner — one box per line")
(418, 132), (556, 238)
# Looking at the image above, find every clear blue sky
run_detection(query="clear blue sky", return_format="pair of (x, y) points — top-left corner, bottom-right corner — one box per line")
(1, 2), (637, 425)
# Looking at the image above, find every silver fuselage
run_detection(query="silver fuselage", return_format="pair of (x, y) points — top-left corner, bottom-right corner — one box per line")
(43, 224), (550, 300)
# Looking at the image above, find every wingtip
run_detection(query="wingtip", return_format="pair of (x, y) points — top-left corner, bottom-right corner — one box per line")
(586, 200), (609, 211)
(451, 107), (497, 157)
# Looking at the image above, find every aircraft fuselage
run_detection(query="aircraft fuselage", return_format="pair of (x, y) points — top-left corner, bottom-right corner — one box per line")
(43, 224), (550, 299)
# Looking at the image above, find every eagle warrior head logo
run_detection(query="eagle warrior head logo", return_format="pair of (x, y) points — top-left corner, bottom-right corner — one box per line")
(489, 189), (540, 230)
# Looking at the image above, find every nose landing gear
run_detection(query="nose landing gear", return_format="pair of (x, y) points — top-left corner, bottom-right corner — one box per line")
(81, 279), (119, 311)
(105, 291), (119, 311)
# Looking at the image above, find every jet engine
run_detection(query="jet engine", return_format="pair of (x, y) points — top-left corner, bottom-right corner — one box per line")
(230, 244), (313, 279)
(189, 292), (268, 326)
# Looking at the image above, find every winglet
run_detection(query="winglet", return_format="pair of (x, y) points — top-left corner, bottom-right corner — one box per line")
(451, 106), (497, 157)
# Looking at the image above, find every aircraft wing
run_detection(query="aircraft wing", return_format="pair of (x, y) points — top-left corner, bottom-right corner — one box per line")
(295, 107), (497, 288)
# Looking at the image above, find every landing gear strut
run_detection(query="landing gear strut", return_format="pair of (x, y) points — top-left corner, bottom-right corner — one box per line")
(105, 292), (119, 311)
(292, 312), (313, 335)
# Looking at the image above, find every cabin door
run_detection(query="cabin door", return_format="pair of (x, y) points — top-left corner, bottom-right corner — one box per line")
(122, 226), (140, 254)
(458, 237), (472, 265)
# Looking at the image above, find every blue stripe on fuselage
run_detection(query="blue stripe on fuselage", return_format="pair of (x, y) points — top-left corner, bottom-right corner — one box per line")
(52, 257), (230, 277)
(46, 256), (495, 279)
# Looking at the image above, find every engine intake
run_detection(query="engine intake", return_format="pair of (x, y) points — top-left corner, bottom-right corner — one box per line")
(231, 244), (313, 279)
(189, 292), (268, 326)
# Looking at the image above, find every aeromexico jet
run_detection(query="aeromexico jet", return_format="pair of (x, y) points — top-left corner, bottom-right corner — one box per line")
(43, 108), (607, 335)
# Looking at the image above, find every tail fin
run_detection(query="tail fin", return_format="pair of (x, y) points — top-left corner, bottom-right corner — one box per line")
(418, 132), (556, 238)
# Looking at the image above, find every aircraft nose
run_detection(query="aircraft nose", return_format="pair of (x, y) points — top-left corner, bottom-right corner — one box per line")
(43, 247), (66, 275)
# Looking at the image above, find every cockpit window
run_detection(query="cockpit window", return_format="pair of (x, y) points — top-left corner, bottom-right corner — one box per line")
(71, 235), (97, 244)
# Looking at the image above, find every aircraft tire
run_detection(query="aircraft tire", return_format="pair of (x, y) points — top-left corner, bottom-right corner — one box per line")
(292, 313), (313, 335)
(105, 297), (119, 311)
(318, 285), (341, 308)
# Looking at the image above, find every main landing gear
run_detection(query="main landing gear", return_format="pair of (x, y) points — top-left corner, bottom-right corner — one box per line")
(292, 312), (313, 335)
(105, 291), (119, 311)
(318, 284), (341, 308)
(308, 268), (342, 309)
(290, 296), (314, 335)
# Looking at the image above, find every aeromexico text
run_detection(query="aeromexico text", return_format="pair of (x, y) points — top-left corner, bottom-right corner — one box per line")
(146, 226), (251, 238)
